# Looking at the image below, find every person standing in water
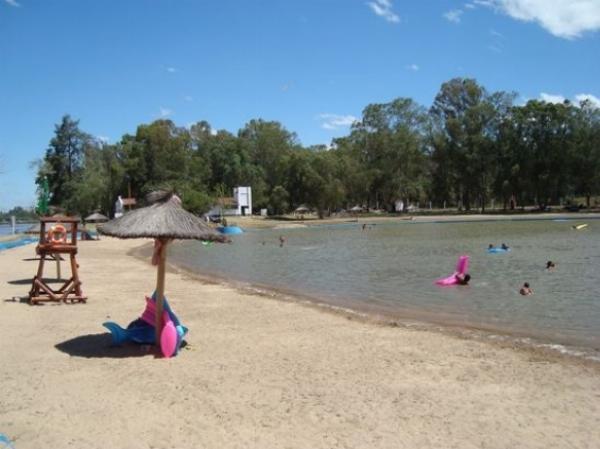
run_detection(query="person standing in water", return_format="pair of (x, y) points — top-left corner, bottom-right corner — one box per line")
(520, 282), (533, 295)
(279, 235), (286, 247)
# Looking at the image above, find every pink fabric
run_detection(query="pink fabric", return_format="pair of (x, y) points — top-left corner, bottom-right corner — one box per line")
(435, 255), (470, 286)
(160, 311), (177, 358)
(455, 255), (469, 274)
(435, 273), (460, 286)
(140, 296), (155, 326)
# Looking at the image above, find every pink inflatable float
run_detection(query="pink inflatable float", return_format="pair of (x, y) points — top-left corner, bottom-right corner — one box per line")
(160, 311), (178, 358)
(435, 255), (469, 286)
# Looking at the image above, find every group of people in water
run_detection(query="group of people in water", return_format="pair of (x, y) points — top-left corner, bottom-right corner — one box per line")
(456, 243), (556, 296)
(488, 243), (510, 251)
(272, 234), (558, 296)
(517, 260), (557, 295)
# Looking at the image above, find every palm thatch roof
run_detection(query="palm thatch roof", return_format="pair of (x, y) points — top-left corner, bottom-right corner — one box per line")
(97, 191), (228, 242)
(85, 212), (109, 223)
(294, 205), (310, 213)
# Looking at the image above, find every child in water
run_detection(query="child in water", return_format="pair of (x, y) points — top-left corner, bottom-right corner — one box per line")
(546, 261), (556, 270)
(520, 282), (533, 295)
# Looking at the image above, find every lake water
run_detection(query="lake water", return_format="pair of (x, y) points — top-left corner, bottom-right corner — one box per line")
(169, 218), (600, 359)
(0, 223), (34, 235)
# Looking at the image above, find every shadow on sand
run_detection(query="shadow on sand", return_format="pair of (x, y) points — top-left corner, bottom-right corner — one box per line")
(55, 333), (157, 358)
(3, 296), (30, 304)
(7, 278), (64, 286)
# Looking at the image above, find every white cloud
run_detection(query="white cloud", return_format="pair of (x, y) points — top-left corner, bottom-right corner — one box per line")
(281, 83), (293, 92)
(540, 92), (566, 104)
(367, 0), (400, 23)
(159, 107), (173, 117)
(166, 67), (177, 73)
(538, 92), (600, 108)
(464, 3), (476, 10)
(406, 63), (419, 71)
(575, 93), (600, 108)
(318, 114), (358, 130)
(96, 136), (110, 144)
(477, 0), (600, 39)
(444, 9), (464, 23)
(4, 0), (20, 7)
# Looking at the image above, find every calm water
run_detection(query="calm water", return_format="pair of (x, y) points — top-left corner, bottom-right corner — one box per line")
(170, 219), (600, 355)
(0, 223), (33, 235)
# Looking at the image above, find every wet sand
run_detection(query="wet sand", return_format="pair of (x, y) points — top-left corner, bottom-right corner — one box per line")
(1, 237), (599, 449)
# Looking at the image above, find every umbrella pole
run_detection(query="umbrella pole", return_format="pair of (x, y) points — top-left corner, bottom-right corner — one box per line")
(155, 239), (168, 350)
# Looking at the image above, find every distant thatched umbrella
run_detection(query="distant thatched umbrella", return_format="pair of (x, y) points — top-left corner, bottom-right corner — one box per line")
(84, 212), (109, 223)
(294, 205), (310, 214)
(25, 223), (41, 235)
(350, 205), (364, 213)
(98, 191), (228, 351)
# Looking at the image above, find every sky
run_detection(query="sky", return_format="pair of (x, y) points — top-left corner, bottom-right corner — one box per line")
(1, 0), (599, 210)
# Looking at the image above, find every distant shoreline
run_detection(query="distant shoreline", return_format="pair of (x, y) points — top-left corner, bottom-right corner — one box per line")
(231, 211), (600, 229)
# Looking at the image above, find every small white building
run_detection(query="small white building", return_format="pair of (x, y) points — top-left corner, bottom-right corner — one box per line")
(207, 186), (253, 217)
(234, 186), (252, 216)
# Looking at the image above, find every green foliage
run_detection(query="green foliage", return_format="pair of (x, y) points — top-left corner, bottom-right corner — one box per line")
(269, 185), (289, 215)
(36, 177), (50, 215)
(0, 206), (37, 222)
(181, 189), (213, 215)
(38, 115), (91, 206)
(34, 78), (600, 218)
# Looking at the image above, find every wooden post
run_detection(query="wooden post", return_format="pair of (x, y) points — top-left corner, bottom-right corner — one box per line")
(55, 254), (62, 280)
(154, 239), (168, 349)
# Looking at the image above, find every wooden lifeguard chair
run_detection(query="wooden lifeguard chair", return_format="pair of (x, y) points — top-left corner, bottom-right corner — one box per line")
(29, 216), (87, 305)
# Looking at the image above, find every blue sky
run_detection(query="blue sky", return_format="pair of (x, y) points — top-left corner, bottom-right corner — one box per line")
(1, 0), (599, 210)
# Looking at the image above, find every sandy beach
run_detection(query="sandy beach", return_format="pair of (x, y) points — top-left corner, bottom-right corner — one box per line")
(1, 237), (600, 449)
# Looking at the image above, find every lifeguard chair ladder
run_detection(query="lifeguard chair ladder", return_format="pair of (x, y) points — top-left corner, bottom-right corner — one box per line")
(29, 216), (87, 305)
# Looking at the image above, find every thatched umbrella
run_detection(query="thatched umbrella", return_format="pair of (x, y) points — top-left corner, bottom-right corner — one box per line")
(85, 212), (109, 223)
(98, 191), (228, 350)
(294, 205), (310, 214)
(25, 223), (41, 235)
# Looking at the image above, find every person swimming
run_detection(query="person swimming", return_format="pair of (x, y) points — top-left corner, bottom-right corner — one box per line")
(488, 244), (495, 249)
(520, 282), (533, 295)
(501, 243), (509, 250)
(455, 273), (471, 285)
(546, 260), (556, 270)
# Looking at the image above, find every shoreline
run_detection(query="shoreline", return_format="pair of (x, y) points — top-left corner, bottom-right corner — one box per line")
(136, 243), (600, 368)
(2, 238), (600, 448)
(229, 211), (600, 229)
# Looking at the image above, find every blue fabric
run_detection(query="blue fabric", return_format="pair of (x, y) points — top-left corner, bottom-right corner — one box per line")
(102, 293), (188, 355)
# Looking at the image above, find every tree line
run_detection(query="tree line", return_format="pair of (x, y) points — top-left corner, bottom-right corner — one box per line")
(34, 77), (600, 218)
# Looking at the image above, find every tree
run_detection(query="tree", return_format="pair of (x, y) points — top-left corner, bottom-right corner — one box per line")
(270, 185), (290, 215)
(572, 100), (600, 208)
(339, 98), (429, 210)
(430, 78), (515, 211)
(38, 115), (91, 205)
(500, 100), (575, 208)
